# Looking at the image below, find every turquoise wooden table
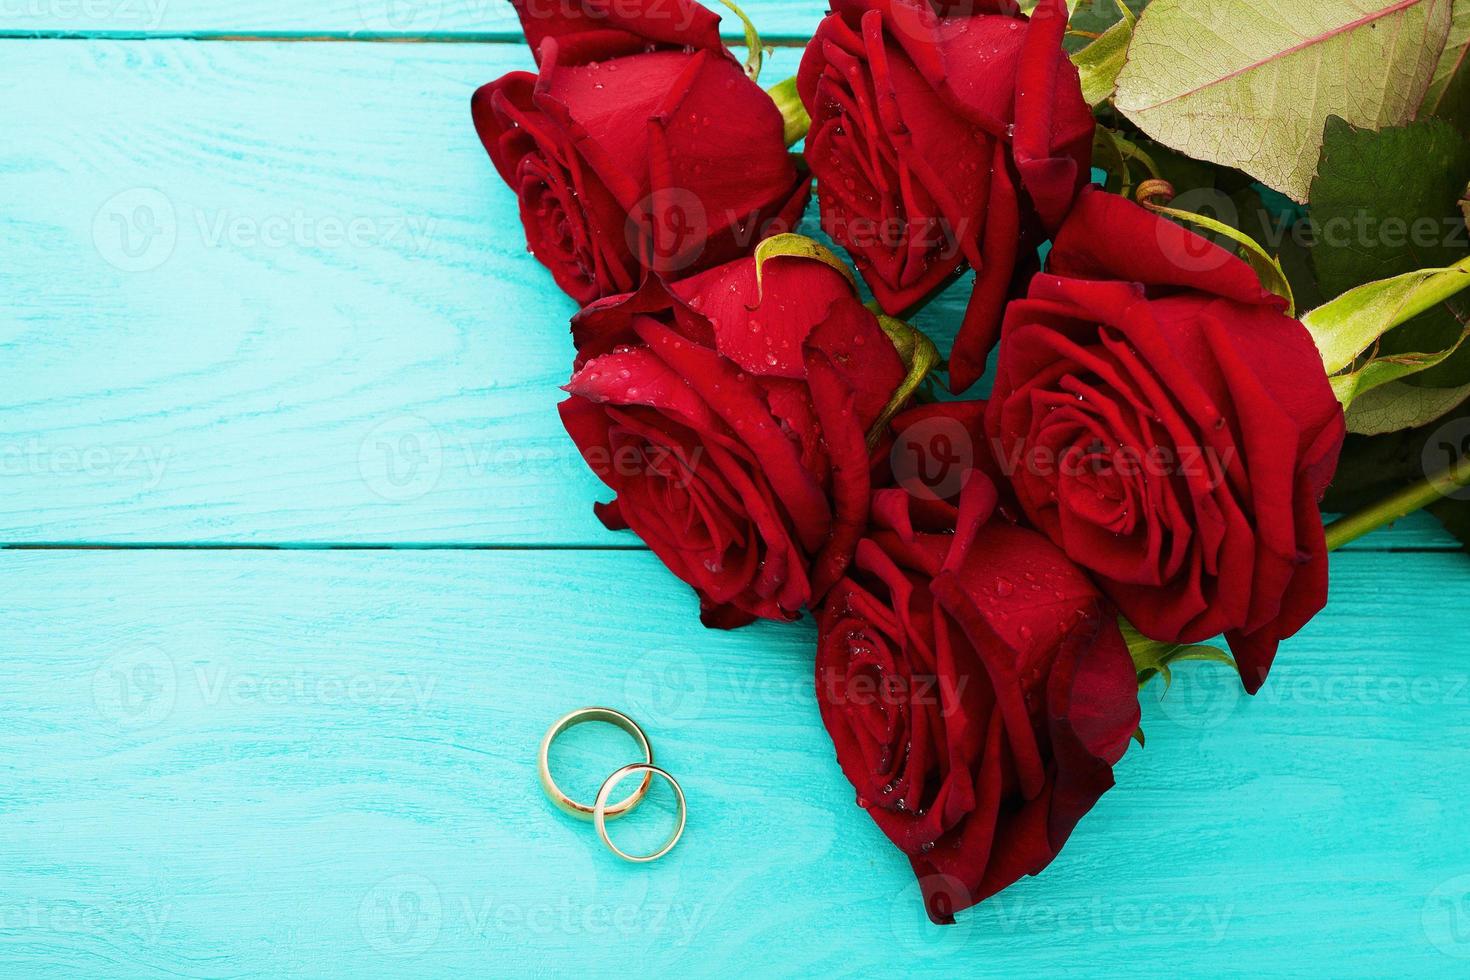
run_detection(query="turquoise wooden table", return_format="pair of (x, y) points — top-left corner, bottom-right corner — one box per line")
(3, 5), (1470, 976)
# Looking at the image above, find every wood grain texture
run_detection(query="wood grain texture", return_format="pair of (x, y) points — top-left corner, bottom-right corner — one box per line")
(0, 0), (829, 39)
(0, 41), (786, 546)
(0, 38), (1459, 553)
(0, 548), (1467, 976)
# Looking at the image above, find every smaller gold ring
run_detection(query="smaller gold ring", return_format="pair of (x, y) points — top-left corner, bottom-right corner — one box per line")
(538, 707), (654, 821)
(593, 764), (686, 863)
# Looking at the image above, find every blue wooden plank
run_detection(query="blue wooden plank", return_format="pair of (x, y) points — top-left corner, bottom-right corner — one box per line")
(0, 0), (827, 40)
(0, 548), (1467, 976)
(0, 39), (1458, 553)
(0, 40), (790, 546)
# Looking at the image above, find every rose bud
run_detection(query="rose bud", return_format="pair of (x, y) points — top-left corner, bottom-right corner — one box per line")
(472, 0), (811, 305)
(797, 0), (1093, 392)
(817, 475), (1140, 924)
(986, 187), (1346, 694)
(559, 242), (917, 627)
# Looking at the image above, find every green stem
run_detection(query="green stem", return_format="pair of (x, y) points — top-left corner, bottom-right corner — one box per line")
(1324, 452), (1470, 551)
(767, 76), (810, 148)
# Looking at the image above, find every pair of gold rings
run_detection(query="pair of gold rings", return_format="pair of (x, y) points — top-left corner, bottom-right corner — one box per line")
(536, 707), (686, 862)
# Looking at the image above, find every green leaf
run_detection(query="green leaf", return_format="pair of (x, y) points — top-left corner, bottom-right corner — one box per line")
(1309, 116), (1470, 388)
(1115, 0), (1454, 202)
(1345, 379), (1470, 435)
(765, 76), (811, 148)
(1121, 620), (1236, 692)
(753, 234), (858, 297)
(1321, 397), (1470, 512)
(1301, 258), (1470, 382)
(1071, 0), (1135, 106)
(716, 0), (765, 82)
(1329, 333), (1470, 407)
(1421, 0), (1470, 129)
(1067, 0), (1147, 35)
(1303, 263), (1470, 375)
(867, 316), (941, 450)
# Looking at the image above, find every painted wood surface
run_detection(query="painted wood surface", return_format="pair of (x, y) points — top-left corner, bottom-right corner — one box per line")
(0, 0), (825, 40)
(1, 549), (1469, 977)
(0, 38), (1454, 551)
(2, 6), (1470, 976)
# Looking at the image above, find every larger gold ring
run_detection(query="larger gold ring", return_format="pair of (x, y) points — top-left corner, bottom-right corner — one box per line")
(538, 707), (653, 821)
(593, 764), (686, 863)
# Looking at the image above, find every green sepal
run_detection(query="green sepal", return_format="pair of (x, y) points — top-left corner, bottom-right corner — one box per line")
(751, 236), (938, 448)
(866, 315), (942, 451)
(752, 234), (858, 297)
(766, 76), (811, 148)
(1142, 198), (1295, 315)
(716, 0), (765, 82)
(1122, 620), (1236, 693)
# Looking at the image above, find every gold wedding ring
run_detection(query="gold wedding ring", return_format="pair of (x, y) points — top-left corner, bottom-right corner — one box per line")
(594, 763), (687, 863)
(538, 707), (653, 821)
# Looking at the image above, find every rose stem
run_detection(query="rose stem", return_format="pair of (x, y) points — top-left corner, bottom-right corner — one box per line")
(1323, 451), (1470, 552)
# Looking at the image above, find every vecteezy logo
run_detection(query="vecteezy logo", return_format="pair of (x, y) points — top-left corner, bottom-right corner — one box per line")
(625, 189), (709, 276)
(1153, 658), (1241, 731)
(888, 873), (974, 955)
(92, 646), (178, 729)
(1423, 873), (1470, 958)
(889, 415), (975, 501)
(358, 0), (443, 31)
(92, 188), (177, 272)
(1150, 186), (1241, 274)
(358, 874), (442, 956)
(358, 416), (444, 502)
(623, 647), (708, 729)
(1421, 416), (1470, 502)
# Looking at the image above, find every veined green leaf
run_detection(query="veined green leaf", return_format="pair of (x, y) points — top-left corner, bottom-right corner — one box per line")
(1421, 0), (1470, 125)
(1121, 621), (1236, 692)
(1115, 0), (1454, 202)
(1071, 0), (1135, 106)
(1343, 379), (1470, 434)
(1329, 329), (1470, 406)
(1301, 258), (1470, 376)
(867, 316), (941, 451)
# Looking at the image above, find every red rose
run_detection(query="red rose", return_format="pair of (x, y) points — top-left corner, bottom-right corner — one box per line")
(559, 248), (907, 627)
(796, 0), (1093, 392)
(817, 465), (1140, 924)
(986, 188), (1346, 693)
(472, 0), (810, 305)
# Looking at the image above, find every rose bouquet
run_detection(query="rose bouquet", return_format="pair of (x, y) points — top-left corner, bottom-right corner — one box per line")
(475, 0), (1470, 924)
